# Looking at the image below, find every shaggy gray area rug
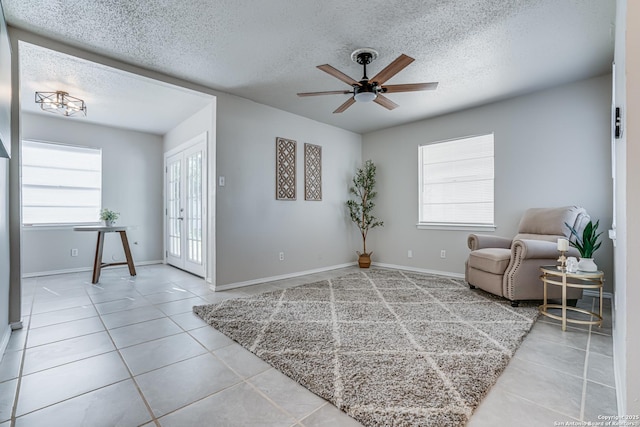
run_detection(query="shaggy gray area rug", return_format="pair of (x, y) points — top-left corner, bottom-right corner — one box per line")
(193, 269), (539, 427)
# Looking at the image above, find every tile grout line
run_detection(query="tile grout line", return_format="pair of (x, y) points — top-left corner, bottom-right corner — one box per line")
(141, 283), (254, 423)
(148, 330), (303, 424)
(579, 298), (596, 421)
(9, 270), (207, 427)
(242, 375), (317, 425)
(11, 271), (170, 422)
(527, 326), (592, 352)
(500, 386), (583, 423)
(84, 275), (161, 426)
(478, 295), (606, 423)
(9, 275), (38, 425)
(32, 276), (160, 427)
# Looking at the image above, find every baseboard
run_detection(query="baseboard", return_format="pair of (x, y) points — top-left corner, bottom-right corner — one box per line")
(0, 324), (12, 357)
(583, 289), (613, 299)
(371, 262), (466, 279)
(21, 260), (164, 278)
(11, 321), (23, 330)
(215, 262), (358, 291)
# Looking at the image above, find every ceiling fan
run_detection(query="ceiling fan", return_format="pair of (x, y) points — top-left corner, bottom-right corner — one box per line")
(297, 48), (438, 114)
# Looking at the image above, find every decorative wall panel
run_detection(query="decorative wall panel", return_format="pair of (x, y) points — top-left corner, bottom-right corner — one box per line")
(275, 137), (296, 200)
(304, 143), (322, 201)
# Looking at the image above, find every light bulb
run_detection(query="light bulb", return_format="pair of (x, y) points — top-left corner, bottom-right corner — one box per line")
(354, 92), (377, 103)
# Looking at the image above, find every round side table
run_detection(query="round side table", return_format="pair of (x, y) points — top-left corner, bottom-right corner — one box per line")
(539, 265), (604, 331)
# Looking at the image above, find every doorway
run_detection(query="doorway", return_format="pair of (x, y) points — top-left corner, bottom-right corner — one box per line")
(165, 132), (207, 277)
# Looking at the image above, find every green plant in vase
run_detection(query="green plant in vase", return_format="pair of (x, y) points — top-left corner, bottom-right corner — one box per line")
(565, 219), (602, 272)
(346, 160), (384, 268)
(100, 208), (120, 226)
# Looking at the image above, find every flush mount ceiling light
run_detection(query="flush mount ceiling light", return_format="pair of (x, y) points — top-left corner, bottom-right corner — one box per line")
(35, 91), (87, 117)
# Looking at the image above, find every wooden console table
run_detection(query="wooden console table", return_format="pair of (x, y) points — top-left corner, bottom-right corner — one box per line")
(74, 226), (137, 284)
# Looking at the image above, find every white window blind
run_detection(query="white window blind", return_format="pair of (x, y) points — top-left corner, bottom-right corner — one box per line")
(419, 134), (494, 226)
(22, 140), (102, 225)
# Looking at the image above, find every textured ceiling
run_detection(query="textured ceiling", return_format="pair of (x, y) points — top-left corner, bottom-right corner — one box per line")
(3, 0), (615, 134)
(19, 43), (213, 135)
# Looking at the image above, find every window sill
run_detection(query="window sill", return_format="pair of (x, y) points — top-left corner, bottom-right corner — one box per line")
(416, 223), (496, 232)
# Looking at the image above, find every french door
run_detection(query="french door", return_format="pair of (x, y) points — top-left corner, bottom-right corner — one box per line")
(165, 135), (206, 277)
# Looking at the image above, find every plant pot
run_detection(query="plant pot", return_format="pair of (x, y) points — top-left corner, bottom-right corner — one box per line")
(104, 220), (114, 227)
(358, 253), (371, 268)
(578, 257), (598, 272)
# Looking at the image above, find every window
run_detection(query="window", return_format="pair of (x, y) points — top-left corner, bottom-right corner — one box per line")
(22, 140), (102, 225)
(418, 133), (494, 228)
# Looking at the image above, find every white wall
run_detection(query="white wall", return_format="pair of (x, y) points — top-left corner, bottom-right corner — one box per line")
(0, 158), (10, 352)
(622, 0), (640, 412)
(0, 0), (11, 355)
(165, 89), (363, 289)
(215, 94), (362, 287)
(613, 0), (640, 416)
(363, 74), (614, 291)
(0, 4), (11, 159)
(20, 113), (164, 275)
(164, 103), (215, 153)
(163, 103), (216, 283)
(612, 0), (627, 413)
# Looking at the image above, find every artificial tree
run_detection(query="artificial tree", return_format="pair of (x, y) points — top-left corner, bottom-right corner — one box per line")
(346, 160), (384, 268)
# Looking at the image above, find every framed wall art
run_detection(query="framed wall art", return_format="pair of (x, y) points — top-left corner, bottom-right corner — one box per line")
(304, 143), (322, 201)
(275, 137), (297, 200)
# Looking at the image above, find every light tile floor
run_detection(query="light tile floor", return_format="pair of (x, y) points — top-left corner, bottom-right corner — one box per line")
(0, 264), (616, 426)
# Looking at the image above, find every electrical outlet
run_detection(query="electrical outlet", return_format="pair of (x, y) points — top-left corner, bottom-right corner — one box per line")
(279, 252), (285, 261)
(71, 248), (78, 257)
(218, 176), (225, 186)
(440, 250), (446, 258)
(408, 250), (413, 258)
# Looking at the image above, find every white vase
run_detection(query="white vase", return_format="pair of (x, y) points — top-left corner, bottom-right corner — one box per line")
(104, 220), (114, 227)
(578, 257), (598, 272)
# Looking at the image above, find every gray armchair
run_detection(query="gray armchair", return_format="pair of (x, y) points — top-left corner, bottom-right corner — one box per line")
(465, 206), (590, 306)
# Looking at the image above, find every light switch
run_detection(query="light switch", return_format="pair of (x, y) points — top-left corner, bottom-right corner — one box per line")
(218, 176), (225, 186)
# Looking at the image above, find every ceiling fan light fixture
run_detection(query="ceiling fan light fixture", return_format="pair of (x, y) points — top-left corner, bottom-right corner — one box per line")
(354, 82), (378, 103)
(299, 49), (438, 113)
(354, 91), (377, 103)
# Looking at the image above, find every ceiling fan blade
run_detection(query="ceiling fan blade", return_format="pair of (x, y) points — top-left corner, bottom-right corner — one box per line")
(371, 54), (415, 85)
(297, 90), (353, 97)
(333, 97), (356, 113)
(373, 94), (399, 110)
(317, 64), (361, 86)
(383, 82), (438, 93)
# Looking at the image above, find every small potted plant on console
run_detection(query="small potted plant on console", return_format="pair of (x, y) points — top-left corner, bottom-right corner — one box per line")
(100, 208), (120, 227)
